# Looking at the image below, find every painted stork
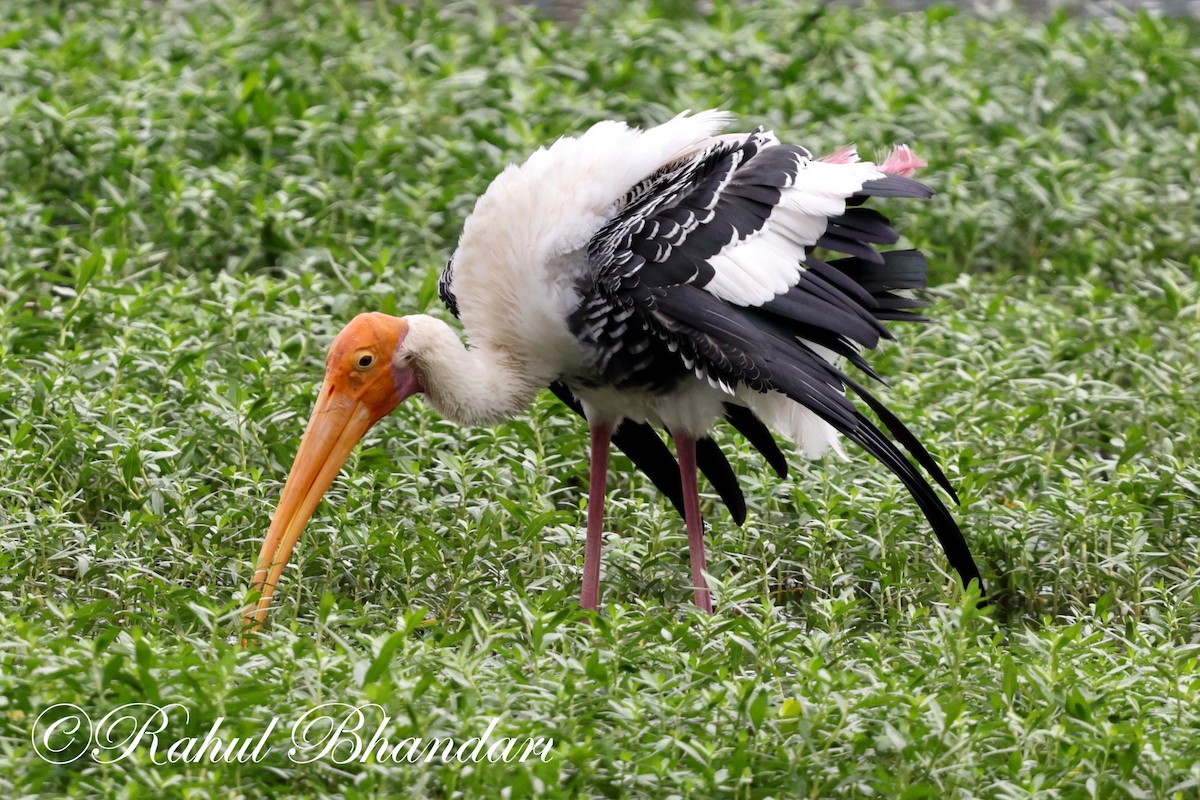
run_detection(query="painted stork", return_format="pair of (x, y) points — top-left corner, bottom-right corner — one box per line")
(246, 110), (983, 630)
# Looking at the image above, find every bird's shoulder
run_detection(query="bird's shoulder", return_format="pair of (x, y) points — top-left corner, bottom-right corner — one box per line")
(437, 114), (737, 365)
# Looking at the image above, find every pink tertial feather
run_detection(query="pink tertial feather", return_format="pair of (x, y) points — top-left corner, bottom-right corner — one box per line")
(879, 145), (926, 177)
(820, 144), (925, 177)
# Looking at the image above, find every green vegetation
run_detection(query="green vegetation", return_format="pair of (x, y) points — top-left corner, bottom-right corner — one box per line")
(1, 1), (1198, 796)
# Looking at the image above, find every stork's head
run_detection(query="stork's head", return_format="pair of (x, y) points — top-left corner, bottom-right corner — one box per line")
(245, 312), (423, 632)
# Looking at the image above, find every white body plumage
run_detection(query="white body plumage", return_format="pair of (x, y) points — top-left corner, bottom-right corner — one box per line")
(438, 110), (893, 448)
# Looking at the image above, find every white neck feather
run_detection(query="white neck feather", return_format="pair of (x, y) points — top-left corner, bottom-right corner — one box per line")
(401, 314), (540, 426)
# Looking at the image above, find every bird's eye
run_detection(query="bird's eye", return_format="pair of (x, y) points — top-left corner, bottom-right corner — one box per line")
(356, 352), (374, 369)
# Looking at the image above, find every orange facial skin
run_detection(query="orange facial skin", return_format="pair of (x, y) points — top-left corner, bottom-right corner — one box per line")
(244, 313), (419, 634)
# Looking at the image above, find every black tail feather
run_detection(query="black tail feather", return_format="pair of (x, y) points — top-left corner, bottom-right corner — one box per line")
(856, 174), (935, 199)
(827, 207), (899, 244)
(549, 382), (685, 518)
(767, 352), (982, 595)
(548, 382), (750, 525)
(815, 232), (884, 263)
(831, 250), (929, 293)
(842, 374), (960, 503)
(840, 414), (983, 596)
(697, 438), (747, 525)
(724, 403), (788, 478)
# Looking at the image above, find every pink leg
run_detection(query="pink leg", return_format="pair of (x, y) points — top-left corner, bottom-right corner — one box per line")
(580, 422), (612, 611)
(673, 432), (713, 613)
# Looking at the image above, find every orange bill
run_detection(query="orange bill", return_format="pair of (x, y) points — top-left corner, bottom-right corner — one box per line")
(243, 312), (416, 637)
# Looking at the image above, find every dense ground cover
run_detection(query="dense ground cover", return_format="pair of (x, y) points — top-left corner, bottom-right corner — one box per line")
(1, 1), (1198, 796)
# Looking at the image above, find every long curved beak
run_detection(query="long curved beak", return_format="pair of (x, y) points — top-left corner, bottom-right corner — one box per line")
(244, 381), (379, 634)
(243, 311), (416, 640)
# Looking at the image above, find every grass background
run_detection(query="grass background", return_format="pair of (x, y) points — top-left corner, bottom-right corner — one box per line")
(1, 0), (1198, 796)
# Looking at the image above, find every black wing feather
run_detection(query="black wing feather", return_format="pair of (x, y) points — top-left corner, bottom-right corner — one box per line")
(573, 132), (982, 595)
(442, 125), (980, 593)
(648, 285), (982, 594)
